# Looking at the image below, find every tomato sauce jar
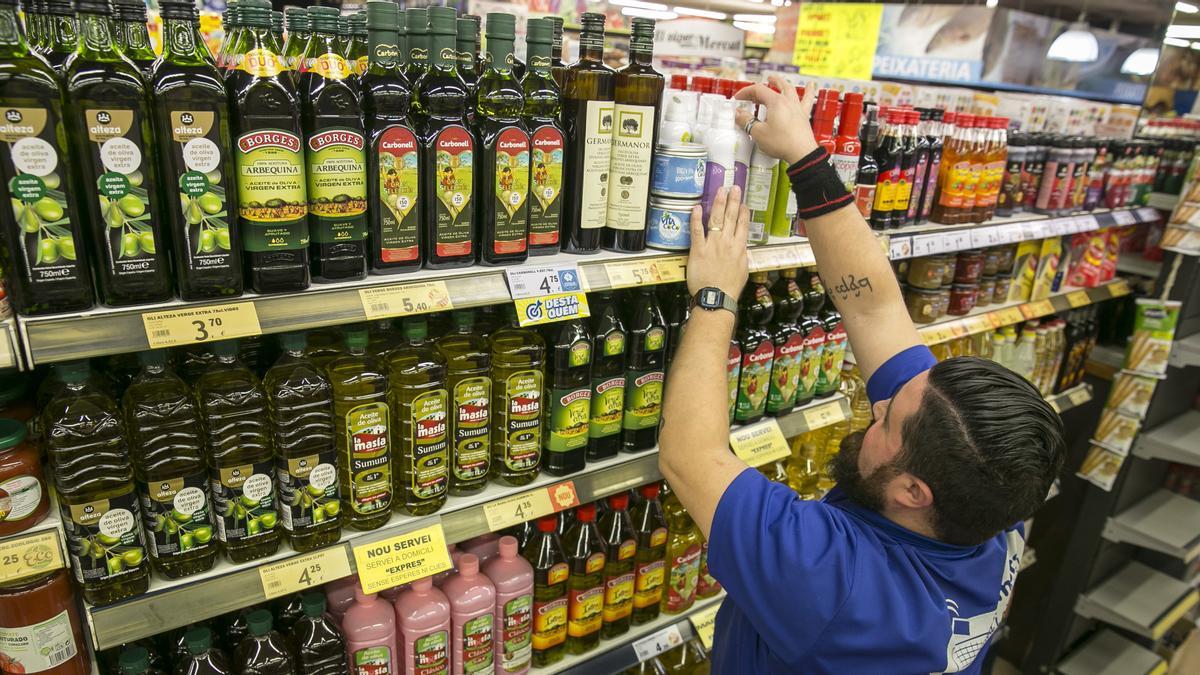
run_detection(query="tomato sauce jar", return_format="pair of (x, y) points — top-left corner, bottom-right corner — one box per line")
(0, 419), (48, 537)
(0, 570), (90, 674)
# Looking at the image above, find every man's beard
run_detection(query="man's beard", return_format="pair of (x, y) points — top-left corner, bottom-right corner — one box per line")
(829, 430), (901, 513)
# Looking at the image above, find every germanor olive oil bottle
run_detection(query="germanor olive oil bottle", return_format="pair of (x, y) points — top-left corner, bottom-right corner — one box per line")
(436, 310), (492, 496)
(559, 12), (613, 254)
(523, 18), (565, 256)
(490, 307), (545, 487)
(329, 327), (393, 531)
(389, 318), (449, 516)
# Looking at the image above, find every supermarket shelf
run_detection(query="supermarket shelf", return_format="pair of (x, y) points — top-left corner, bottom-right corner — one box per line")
(0, 492), (69, 585)
(1116, 255), (1163, 279)
(0, 318), (18, 370)
(1086, 344), (1126, 381)
(1075, 561), (1199, 640)
(82, 397), (845, 650)
(1132, 410), (1200, 466)
(1146, 192), (1180, 212)
(1058, 629), (1167, 675)
(1169, 331), (1200, 368)
(1046, 383), (1094, 415)
(1103, 489), (1200, 562)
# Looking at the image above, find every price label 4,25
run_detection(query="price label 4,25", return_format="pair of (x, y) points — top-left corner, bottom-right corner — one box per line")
(259, 547), (353, 600)
(142, 302), (262, 349)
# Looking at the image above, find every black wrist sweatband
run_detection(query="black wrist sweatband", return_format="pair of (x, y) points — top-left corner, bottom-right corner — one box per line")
(786, 148), (853, 219)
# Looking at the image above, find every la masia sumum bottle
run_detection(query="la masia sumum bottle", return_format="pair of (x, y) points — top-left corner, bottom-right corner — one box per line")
(388, 318), (450, 516)
(328, 327), (393, 531)
(436, 310), (492, 496)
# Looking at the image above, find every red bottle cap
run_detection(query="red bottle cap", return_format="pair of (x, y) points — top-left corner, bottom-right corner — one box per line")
(716, 78), (736, 98)
(908, 110), (920, 124)
(736, 80), (753, 92)
(536, 515), (557, 532)
(639, 483), (660, 499)
(576, 503), (597, 522)
(944, 111), (957, 125)
(690, 75), (715, 93)
(958, 113), (975, 127)
(608, 493), (629, 510)
(669, 73), (688, 89)
(993, 116), (1009, 129)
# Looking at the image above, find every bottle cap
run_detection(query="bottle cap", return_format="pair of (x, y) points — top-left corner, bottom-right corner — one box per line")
(639, 482), (660, 499)
(337, 16), (349, 36)
(670, 73), (688, 89)
(350, 11), (367, 36)
(137, 348), (167, 367)
(278, 332), (306, 352)
(458, 17), (479, 42)
(58, 360), (90, 385)
(451, 310), (474, 331)
(527, 16), (553, 44)
(365, 1), (396, 31)
(630, 16), (655, 41)
(580, 11), (605, 32)
(159, 0), (199, 20)
(576, 503), (597, 522)
(689, 75), (714, 93)
(246, 609), (273, 636)
(838, 92), (863, 135)
(458, 553), (480, 576)
(485, 12), (514, 38)
(284, 6), (309, 31)
(403, 318), (428, 341)
(607, 493), (629, 510)
(344, 326), (369, 350)
(301, 591), (327, 617)
(536, 515), (557, 532)
(184, 627), (213, 655)
(118, 647), (150, 674)
(210, 339), (238, 358)
(307, 5), (338, 33)
(428, 6), (456, 34)
(271, 10), (283, 33)
(498, 535), (518, 558)
(405, 7), (428, 33)
(944, 111), (956, 125)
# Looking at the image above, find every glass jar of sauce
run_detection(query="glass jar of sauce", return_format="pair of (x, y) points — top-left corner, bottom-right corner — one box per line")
(948, 284), (980, 315)
(906, 256), (949, 291)
(977, 277), (996, 307)
(0, 569), (90, 675)
(905, 288), (940, 323)
(993, 275), (1012, 304)
(0, 419), (47, 537)
(954, 250), (986, 284)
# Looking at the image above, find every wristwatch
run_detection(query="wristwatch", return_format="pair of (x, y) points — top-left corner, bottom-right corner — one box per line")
(691, 287), (738, 314)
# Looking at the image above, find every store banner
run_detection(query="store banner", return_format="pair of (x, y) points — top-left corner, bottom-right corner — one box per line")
(872, 5), (995, 84)
(653, 19), (744, 61)
(791, 3), (882, 81)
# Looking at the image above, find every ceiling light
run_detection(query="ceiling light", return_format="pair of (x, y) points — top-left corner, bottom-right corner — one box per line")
(1164, 36), (1190, 46)
(1166, 24), (1200, 39)
(672, 7), (726, 19)
(1120, 47), (1160, 74)
(1047, 20), (1099, 62)
(610, 0), (668, 10)
(733, 21), (775, 34)
(621, 7), (678, 20)
(732, 13), (775, 23)
(1192, 41), (1200, 49)
(770, 0), (784, 6)
(986, 0), (998, 7)
(1176, 2), (1199, 13)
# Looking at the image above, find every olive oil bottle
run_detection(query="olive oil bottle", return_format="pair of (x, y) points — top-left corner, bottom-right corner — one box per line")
(196, 340), (281, 564)
(621, 287), (666, 452)
(436, 310), (491, 496)
(65, 0), (173, 306)
(404, 7), (429, 83)
(765, 268), (805, 417)
(264, 333), (339, 552)
(280, 7), (309, 72)
(602, 18), (662, 253)
(227, 0), (310, 295)
(734, 272), (775, 424)
(363, 1), (420, 274)
(660, 484), (700, 615)
(599, 493), (637, 638)
(40, 0), (76, 72)
(630, 482), (667, 625)
(0, 0), (93, 316)
(586, 291), (625, 460)
(523, 515), (568, 668)
(345, 12), (368, 76)
(560, 13), (614, 254)
(815, 286), (847, 398)
(563, 503), (605, 654)
(476, 13), (529, 265)
(328, 327), (392, 531)
(543, 319), (591, 476)
(523, 19), (565, 256)
(112, 0), (156, 76)
(216, 1), (242, 74)
(270, 11), (284, 48)
(489, 308), (545, 486)
(389, 318), (449, 516)
(299, 6), (368, 283)
(547, 16), (566, 86)
(455, 17), (477, 95)
(43, 360), (149, 605)
(153, 0), (244, 301)
(123, 350), (217, 579)
(416, 6), (476, 269)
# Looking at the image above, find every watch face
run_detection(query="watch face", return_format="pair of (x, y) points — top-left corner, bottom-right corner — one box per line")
(701, 288), (720, 307)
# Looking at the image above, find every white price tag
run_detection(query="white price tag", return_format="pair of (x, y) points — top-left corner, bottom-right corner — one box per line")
(969, 227), (997, 249)
(1002, 224), (1024, 243)
(889, 236), (912, 259)
(949, 231), (971, 251)
(1022, 222), (1044, 240)
(1078, 215), (1099, 232)
(505, 264), (586, 299)
(911, 233), (941, 257)
(1112, 210), (1137, 226)
(633, 624), (685, 662)
(1136, 207), (1160, 222)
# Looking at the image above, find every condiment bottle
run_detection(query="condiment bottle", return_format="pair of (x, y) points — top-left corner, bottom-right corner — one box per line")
(918, 108), (945, 222)
(563, 504), (605, 654)
(343, 587), (398, 675)
(831, 92), (863, 192)
(0, 569), (89, 675)
(396, 577), (452, 675)
(599, 493), (637, 638)
(522, 516), (567, 667)
(442, 554), (496, 674)
(870, 108), (902, 229)
(905, 109), (933, 225)
(482, 536), (534, 675)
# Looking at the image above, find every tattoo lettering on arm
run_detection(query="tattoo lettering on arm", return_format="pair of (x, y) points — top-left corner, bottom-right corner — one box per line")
(833, 274), (873, 300)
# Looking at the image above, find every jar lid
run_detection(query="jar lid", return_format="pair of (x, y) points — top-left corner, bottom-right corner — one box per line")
(655, 142), (707, 158)
(0, 418), (27, 449)
(649, 195), (702, 209)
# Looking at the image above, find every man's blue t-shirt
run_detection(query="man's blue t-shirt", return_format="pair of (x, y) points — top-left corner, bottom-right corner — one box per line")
(707, 346), (1025, 674)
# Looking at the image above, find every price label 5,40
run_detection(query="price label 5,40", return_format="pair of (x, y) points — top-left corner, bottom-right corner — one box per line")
(142, 302), (262, 349)
(259, 547), (353, 600)
(359, 281), (453, 320)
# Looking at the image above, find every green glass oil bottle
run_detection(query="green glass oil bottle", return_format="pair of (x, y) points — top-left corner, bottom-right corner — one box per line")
(630, 482), (666, 625)
(621, 287), (666, 452)
(196, 340), (281, 564)
(560, 12), (614, 254)
(542, 318), (591, 476)
(363, 1), (420, 274)
(112, 0), (155, 76)
(153, 0), (243, 301)
(523, 18), (565, 256)
(20, 0), (42, 52)
(227, 0), (310, 295)
(0, 0), (93, 316)
(404, 7), (428, 83)
(328, 327), (393, 531)
(563, 503), (605, 655)
(216, 1), (242, 74)
(264, 333), (339, 552)
(765, 268), (805, 417)
(334, 16), (349, 56)
(123, 350), (217, 579)
(586, 291), (625, 460)
(734, 272), (775, 424)
(599, 493), (637, 638)
(547, 16), (565, 86)
(455, 17), (477, 96)
(43, 360), (149, 605)
(416, 6), (476, 269)
(523, 515), (567, 668)
(345, 11), (368, 77)
(280, 6), (309, 73)
(40, 0), (76, 72)
(270, 11), (283, 50)
(436, 310), (491, 496)
(65, 0), (173, 306)
(389, 318), (449, 516)
(489, 307), (545, 486)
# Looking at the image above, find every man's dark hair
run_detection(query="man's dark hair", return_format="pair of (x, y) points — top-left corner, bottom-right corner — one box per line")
(899, 357), (1066, 546)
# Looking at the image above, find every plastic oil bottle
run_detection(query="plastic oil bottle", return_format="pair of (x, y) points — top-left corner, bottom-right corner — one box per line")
(734, 272), (775, 424)
(234, 610), (294, 675)
(586, 291), (626, 461)
(176, 627), (233, 675)
(660, 484), (700, 615)
(563, 503), (605, 655)
(621, 287), (666, 452)
(631, 482), (667, 625)
(389, 318), (450, 516)
(196, 340), (280, 564)
(436, 310), (493, 496)
(123, 350), (216, 579)
(599, 493), (637, 638)
(328, 327), (392, 531)
(542, 319), (592, 476)
(522, 515), (568, 668)
(43, 360), (149, 605)
(490, 308), (546, 487)
(263, 333), (339, 552)
(288, 592), (347, 675)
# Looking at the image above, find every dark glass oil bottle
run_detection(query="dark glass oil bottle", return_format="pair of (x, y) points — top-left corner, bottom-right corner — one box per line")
(65, 0), (173, 306)
(523, 515), (568, 668)
(658, 283), (690, 369)
(153, 0), (243, 300)
(363, 1), (421, 273)
(345, 11), (368, 77)
(289, 592), (347, 675)
(523, 18), (565, 256)
(599, 493), (636, 639)
(0, 0), (93, 315)
(403, 7), (429, 83)
(112, 0), (156, 76)
(734, 272), (775, 424)
(234, 611), (294, 675)
(40, 0), (76, 73)
(475, 13), (529, 265)
(436, 310), (492, 496)
(586, 291), (625, 461)
(328, 327), (392, 531)
(542, 318), (591, 476)
(299, 6), (368, 283)
(621, 287), (665, 452)
(765, 268), (805, 417)
(560, 12), (613, 254)
(389, 318), (450, 516)
(281, 6), (309, 72)
(455, 17), (477, 96)
(564, 503), (605, 655)
(227, 0), (309, 294)
(631, 482), (667, 625)
(795, 271), (826, 407)
(602, 18), (662, 253)
(548, 16), (566, 86)
(415, 6), (476, 269)
(815, 287), (847, 398)
(490, 307), (545, 486)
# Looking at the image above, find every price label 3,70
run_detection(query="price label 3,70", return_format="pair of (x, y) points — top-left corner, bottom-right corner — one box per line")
(142, 302), (262, 349)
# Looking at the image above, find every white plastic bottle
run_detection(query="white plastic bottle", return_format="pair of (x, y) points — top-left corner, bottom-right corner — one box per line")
(659, 92), (695, 144)
(744, 106), (777, 245)
(1013, 324), (1037, 382)
(692, 93), (724, 145)
(700, 100), (748, 225)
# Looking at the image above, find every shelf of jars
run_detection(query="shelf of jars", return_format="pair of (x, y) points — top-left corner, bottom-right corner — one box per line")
(81, 395), (847, 651)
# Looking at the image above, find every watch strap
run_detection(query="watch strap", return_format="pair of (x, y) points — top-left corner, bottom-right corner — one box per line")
(691, 287), (738, 314)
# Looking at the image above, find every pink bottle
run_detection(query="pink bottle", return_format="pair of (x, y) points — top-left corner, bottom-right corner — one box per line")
(342, 587), (399, 675)
(325, 576), (360, 621)
(381, 584), (409, 604)
(459, 533), (501, 564)
(396, 577), (451, 675)
(442, 554), (497, 675)
(482, 536), (533, 675)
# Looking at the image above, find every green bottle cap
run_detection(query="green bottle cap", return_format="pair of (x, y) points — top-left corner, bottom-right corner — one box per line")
(136, 349), (167, 367)
(278, 332), (306, 352)
(283, 6), (308, 32)
(117, 647), (150, 674)
(451, 310), (474, 331)
(350, 11), (367, 36)
(629, 16), (655, 40)
(307, 5), (338, 33)
(210, 340), (238, 358)
(184, 627), (213, 655)
(301, 591), (327, 617)
(271, 11), (283, 34)
(484, 12), (514, 39)
(456, 17), (476, 43)
(0, 418), (28, 450)
(580, 11), (605, 32)
(405, 7), (427, 33)
(344, 327), (369, 350)
(239, 0), (271, 28)
(365, 0), (397, 31)
(246, 609), (273, 636)
(338, 16), (349, 36)
(427, 6), (456, 35)
(527, 17), (552, 44)
(58, 360), (89, 385)
(0, 371), (27, 406)
(404, 318), (428, 341)
(159, 0), (199, 21)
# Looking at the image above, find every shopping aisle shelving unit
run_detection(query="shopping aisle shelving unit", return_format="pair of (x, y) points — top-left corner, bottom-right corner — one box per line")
(1103, 489), (1200, 562)
(1057, 629), (1167, 675)
(1074, 561), (1199, 640)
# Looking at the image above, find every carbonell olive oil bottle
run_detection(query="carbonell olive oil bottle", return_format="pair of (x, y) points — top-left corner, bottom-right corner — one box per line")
(559, 12), (613, 254)
(542, 319), (591, 476)
(196, 340), (280, 564)
(436, 310), (491, 496)
(660, 484), (700, 615)
(227, 0), (310, 295)
(389, 318), (450, 516)
(65, 0), (173, 306)
(489, 307), (545, 487)
(523, 18), (565, 256)
(152, 0), (243, 301)
(404, 7), (429, 84)
(328, 327), (392, 531)
(0, 0), (93, 316)
(299, 6), (368, 282)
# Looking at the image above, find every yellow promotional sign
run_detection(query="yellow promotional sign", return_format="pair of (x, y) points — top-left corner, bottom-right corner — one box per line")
(729, 419), (791, 467)
(352, 522), (454, 594)
(793, 3), (883, 80)
(513, 293), (591, 327)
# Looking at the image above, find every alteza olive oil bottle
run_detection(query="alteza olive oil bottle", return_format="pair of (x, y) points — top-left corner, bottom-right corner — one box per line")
(328, 327), (393, 531)
(436, 310), (492, 496)
(112, 0), (156, 76)
(227, 0), (309, 295)
(40, 0), (77, 73)
(523, 18), (565, 256)
(152, 0), (243, 301)
(559, 12), (613, 254)
(65, 0), (173, 306)
(475, 12), (529, 265)
(389, 318), (450, 516)
(0, 0), (93, 316)
(490, 306), (545, 487)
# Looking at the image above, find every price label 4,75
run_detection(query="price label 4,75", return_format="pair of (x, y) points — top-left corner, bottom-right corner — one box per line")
(142, 302), (262, 349)
(259, 547), (353, 600)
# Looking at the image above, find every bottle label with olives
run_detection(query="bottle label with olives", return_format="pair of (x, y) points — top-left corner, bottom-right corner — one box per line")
(766, 333), (805, 413)
(306, 128), (368, 244)
(164, 109), (236, 275)
(452, 377), (490, 482)
(816, 322), (847, 395)
(606, 103), (655, 231)
(345, 402), (392, 515)
(622, 369), (663, 431)
(578, 100), (614, 230)
(529, 125), (564, 246)
(413, 630), (448, 675)
(210, 462), (277, 543)
(502, 370), (542, 472)
(798, 326), (825, 401)
(136, 473), (214, 561)
(351, 646), (392, 675)
(588, 374), (624, 440)
(545, 383), (590, 453)
(410, 390), (449, 500)
(0, 105), (87, 289)
(62, 490), (147, 584)
(276, 451), (339, 534)
(697, 542), (721, 597)
(491, 127), (530, 256)
(462, 614), (494, 673)
(234, 129), (309, 252)
(735, 341), (774, 421)
(431, 125), (475, 258)
(83, 108), (166, 278)
(500, 595), (532, 671)
(632, 558), (664, 610)
(376, 125), (420, 263)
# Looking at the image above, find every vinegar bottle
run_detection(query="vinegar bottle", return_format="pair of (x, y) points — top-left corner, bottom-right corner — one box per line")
(869, 108), (901, 229)
(563, 503), (605, 655)
(918, 109), (945, 222)
(905, 109), (932, 226)
(891, 110), (919, 227)
(522, 515), (568, 667)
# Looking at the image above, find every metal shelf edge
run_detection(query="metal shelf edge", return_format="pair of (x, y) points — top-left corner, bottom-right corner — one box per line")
(1058, 629), (1167, 675)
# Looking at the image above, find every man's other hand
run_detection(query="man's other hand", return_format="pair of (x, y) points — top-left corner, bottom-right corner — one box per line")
(687, 186), (750, 300)
(733, 76), (819, 166)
